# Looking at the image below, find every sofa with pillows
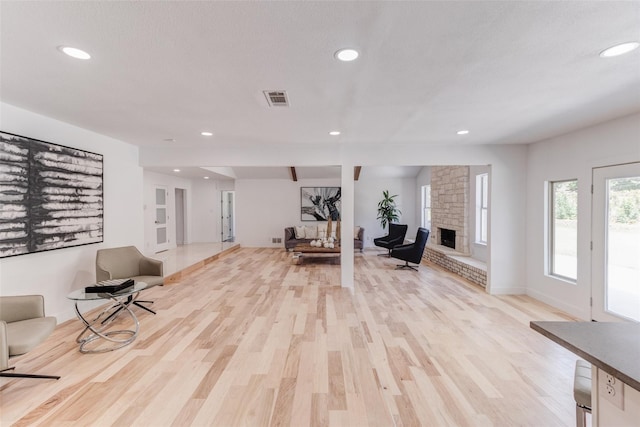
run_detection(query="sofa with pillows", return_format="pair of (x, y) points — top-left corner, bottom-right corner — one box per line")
(284, 224), (364, 252)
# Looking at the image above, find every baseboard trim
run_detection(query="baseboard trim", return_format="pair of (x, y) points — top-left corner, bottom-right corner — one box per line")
(487, 286), (526, 295)
(526, 288), (589, 320)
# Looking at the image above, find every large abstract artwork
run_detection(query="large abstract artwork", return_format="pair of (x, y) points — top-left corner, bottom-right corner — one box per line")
(301, 187), (341, 221)
(0, 132), (103, 258)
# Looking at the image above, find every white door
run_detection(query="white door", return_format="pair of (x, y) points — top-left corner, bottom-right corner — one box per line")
(155, 186), (169, 252)
(221, 190), (235, 242)
(591, 162), (640, 322)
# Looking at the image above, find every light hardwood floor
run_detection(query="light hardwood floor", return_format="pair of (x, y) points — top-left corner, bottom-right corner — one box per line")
(1, 248), (578, 426)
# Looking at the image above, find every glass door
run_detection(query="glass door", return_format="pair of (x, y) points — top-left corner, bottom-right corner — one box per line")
(591, 162), (640, 321)
(154, 186), (169, 252)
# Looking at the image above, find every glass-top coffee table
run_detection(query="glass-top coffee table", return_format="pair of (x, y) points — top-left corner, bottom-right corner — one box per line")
(67, 281), (148, 353)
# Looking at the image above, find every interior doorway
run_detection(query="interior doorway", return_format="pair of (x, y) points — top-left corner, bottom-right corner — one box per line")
(221, 190), (235, 242)
(175, 188), (186, 246)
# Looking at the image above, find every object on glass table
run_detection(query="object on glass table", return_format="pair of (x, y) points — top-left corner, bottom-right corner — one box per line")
(85, 278), (135, 294)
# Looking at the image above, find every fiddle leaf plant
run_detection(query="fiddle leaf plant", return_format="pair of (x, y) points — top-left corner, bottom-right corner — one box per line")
(377, 190), (401, 231)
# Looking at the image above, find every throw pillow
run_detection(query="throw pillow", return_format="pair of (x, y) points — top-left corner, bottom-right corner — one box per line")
(305, 225), (318, 239)
(354, 226), (361, 239)
(294, 226), (306, 239)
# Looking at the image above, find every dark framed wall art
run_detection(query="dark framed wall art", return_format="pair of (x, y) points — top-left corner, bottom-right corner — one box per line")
(300, 187), (341, 221)
(0, 131), (104, 258)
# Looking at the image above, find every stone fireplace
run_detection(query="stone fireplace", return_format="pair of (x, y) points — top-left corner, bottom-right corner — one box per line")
(423, 165), (486, 288)
(430, 165), (469, 254)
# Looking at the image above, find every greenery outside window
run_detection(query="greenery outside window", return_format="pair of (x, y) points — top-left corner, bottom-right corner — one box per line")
(476, 174), (488, 244)
(549, 180), (578, 282)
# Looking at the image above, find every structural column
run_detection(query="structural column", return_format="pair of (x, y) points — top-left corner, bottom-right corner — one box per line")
(340, 162), (354, 290)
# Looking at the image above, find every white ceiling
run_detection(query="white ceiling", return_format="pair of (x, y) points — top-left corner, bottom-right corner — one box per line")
(1, 2), (639, 165)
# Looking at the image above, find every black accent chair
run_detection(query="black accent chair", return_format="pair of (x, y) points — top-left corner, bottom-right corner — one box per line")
(390, 227), (430, 271)
(373, 223), (408, 257)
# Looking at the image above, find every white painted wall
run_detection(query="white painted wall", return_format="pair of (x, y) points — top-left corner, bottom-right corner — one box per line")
(231, 171), (419, 250)
(235, 178), (341, 247)
(191, 179), (235, 242)
(526, 113), (640, 320)
(141, 174), (234, 246)
(355, 175), (418, 247)
(486, 147), (528, 294)
(0, 103), (143, 322)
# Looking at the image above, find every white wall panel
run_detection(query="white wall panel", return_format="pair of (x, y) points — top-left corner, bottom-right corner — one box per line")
(235, 178), (341, 248)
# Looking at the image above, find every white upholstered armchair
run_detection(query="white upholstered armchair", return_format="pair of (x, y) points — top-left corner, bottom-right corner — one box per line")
(0, 295), (59, 380)
(96, 246), (164, 315)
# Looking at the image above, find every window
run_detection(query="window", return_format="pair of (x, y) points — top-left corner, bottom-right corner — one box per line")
(475, 173), (488, 244)
(421, 185), (431, 229)
(549, 180), (578, 282)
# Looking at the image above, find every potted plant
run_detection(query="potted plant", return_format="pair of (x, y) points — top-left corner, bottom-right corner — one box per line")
(377, 190), (401, 231)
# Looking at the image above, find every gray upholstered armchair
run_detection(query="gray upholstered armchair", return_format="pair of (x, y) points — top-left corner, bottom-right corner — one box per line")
(0, 295), (59, 379)
(96, 246), (164, 315)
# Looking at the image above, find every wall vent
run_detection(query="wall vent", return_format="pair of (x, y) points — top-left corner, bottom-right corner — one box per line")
(263, 90), (289, 107)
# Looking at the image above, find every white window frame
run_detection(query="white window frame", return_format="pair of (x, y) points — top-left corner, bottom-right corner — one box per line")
(421, 185), (431, 229)
(548, 179), (578, 283)
(475, 173), (488, 245)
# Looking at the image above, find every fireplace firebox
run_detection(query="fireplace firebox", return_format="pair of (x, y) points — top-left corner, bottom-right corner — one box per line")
(440, 228), (456, 249)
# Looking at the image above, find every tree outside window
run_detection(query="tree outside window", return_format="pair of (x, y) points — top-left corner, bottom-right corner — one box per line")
(550, 180), (578, 281)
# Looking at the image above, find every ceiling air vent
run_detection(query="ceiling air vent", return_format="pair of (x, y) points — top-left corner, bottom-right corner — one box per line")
(263, 90), (289, 107)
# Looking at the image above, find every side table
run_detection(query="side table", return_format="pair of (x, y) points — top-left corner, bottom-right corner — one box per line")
(67, 281), (148, 353)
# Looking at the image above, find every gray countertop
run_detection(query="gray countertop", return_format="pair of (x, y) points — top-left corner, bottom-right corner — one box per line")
(530, 321), (640, 392)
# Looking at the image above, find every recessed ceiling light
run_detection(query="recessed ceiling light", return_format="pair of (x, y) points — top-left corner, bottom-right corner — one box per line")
(457, 130), (470, 135)
(335, 48), (359, 62)
(201, 131), (213, 136)
(600, 42), (640, 58)
(204, 176), (210, 180)
(58, 46), (91, 60)
(329, 131), (341, 136)
(163, 138), (176, 142)
(173, 169), (181, 172)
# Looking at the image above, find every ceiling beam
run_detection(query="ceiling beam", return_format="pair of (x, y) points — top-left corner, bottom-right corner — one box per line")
(289, 166), (297, 182)
(354, 166), (361, 181)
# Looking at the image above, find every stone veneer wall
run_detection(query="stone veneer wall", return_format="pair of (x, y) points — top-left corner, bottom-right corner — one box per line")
(430, 166), (470, 254)
(423, 248), (487, 288)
